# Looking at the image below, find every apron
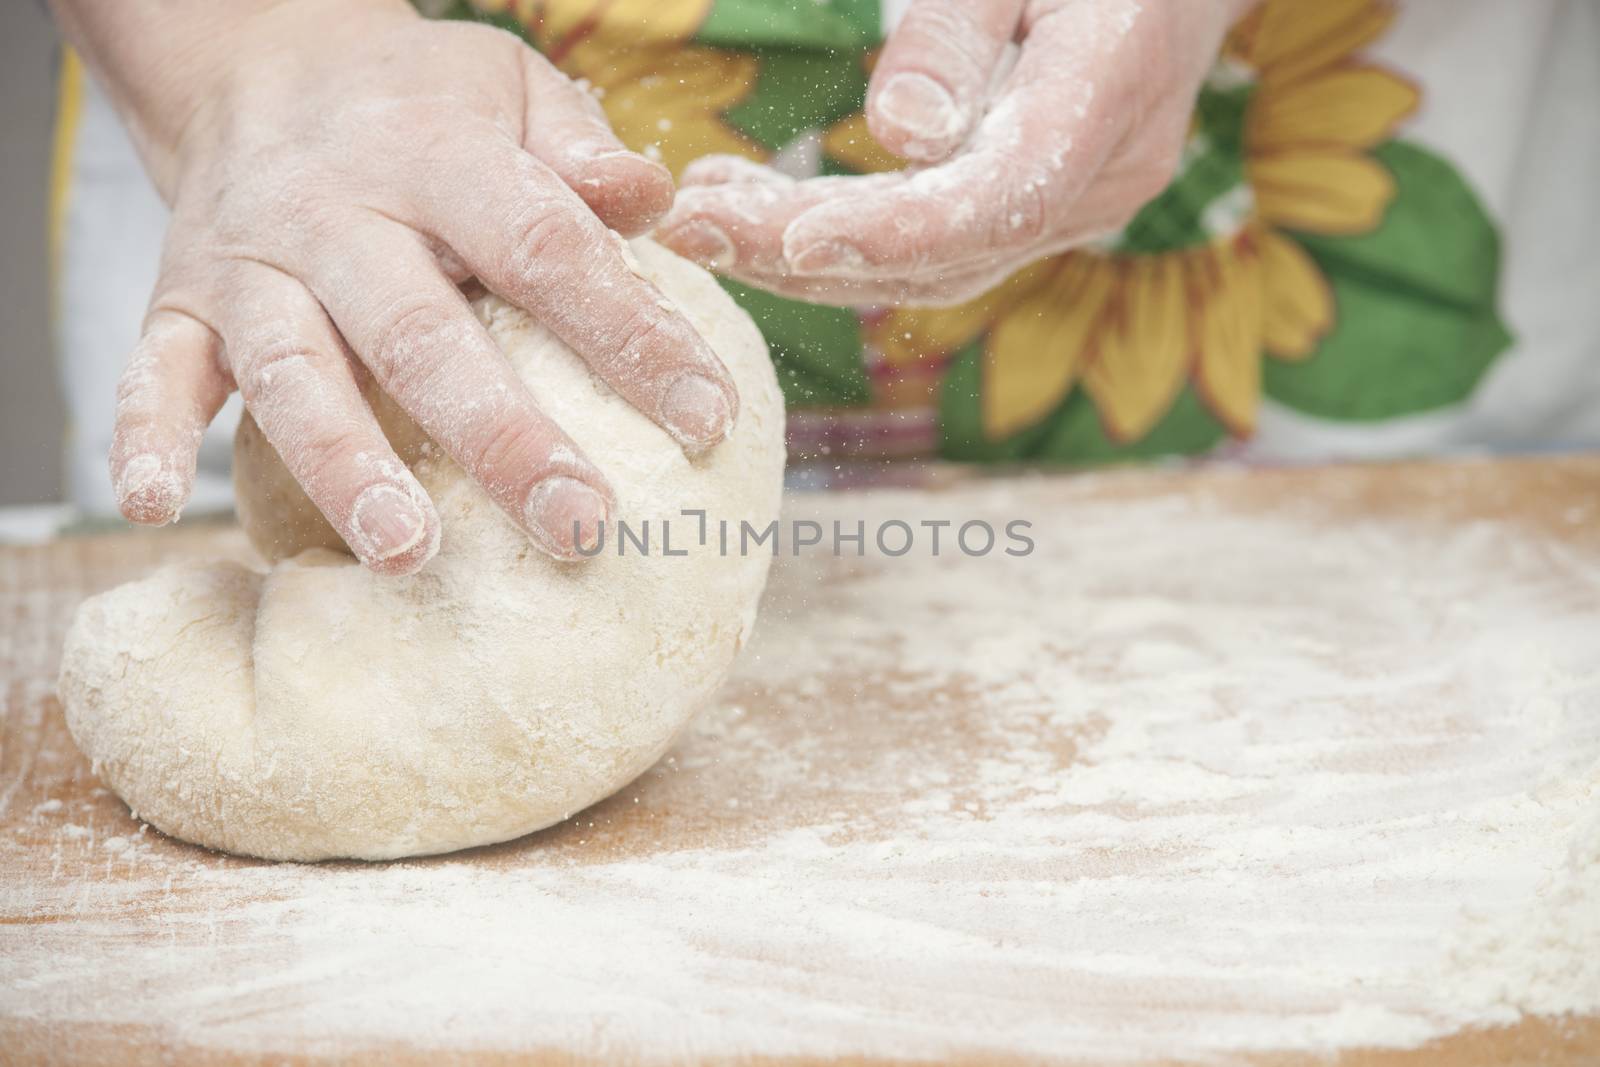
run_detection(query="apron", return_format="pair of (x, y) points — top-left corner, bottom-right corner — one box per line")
(51, 0), (1600, 514)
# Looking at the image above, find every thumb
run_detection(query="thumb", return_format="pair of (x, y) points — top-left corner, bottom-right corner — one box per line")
(867, 0), (1026, 163)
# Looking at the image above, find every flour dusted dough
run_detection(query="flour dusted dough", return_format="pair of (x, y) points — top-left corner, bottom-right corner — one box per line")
(58, 241), (785, 862)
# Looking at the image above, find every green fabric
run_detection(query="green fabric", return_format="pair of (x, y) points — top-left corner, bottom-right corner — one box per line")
(1264, 141), (1512, 421)
(698, 0), (879, 49)
(1119, 84), (1252, 256)
(724, 50), (868, 152)
(719, 279), (872, 407)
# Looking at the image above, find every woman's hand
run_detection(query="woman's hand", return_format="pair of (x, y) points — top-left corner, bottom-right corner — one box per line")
(657, 0), (1256, 307)
(55, 0), (739, 574)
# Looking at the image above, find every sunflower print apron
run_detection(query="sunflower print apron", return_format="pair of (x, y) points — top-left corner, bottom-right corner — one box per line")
(424, 0), (1511, 466)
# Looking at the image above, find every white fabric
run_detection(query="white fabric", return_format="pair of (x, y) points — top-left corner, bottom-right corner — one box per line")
(1246, 0), (1600, 460)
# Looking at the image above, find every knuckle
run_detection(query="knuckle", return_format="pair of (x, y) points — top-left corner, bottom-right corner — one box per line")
(409, 121), (472, 170)
(466, 415), (553, 485)
(367, 301), (464, 395)
(296, 424), (373, 491)
(235, 338), (323, 405)
(206, 182), (340, 260)
(500, 204), (588, 281)
(993, 176), (1051, 247)
(598, 309), (672, 380)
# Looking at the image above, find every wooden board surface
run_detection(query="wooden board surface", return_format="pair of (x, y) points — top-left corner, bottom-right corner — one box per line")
(3, 457), (1599, 1065)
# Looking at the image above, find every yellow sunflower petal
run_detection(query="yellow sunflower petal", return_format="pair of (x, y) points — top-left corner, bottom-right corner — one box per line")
(1249, 0), (1395, 87)
(873, 261), (1056, 367)
(568, 41), (763, 177)
(875, 304), (990, 367)
(1259, 230), (1335, 361)
(1250, 150), (1397, 235)
(526, 0), (711, 50)
(822, 113), (907, 176)
(982, 256), (1116, 439)
(1083, 256), (1193, 444)
(1194, 241), (1265, 436)
(1249, 66), (1420, 154)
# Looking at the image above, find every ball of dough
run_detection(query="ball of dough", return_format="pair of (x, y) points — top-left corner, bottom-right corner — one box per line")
(59, 241), (786, 861)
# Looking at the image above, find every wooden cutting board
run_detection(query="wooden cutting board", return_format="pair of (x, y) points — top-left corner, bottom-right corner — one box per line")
(3, 458), (1598, 1066)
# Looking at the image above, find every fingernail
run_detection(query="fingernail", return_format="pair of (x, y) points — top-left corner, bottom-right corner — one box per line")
(582, 147), (673, 182)
(660, 373), (733, 450)
(662, 221), (735, 271)
(524, 476), (610, 560)
(351, 484), (428, 564)
(787, 239), (866, 275)
(575, 145), (632, 162)
(118, 453), (163, 499)
(116, 453), (182, 524)
(877, 73), (964, 149)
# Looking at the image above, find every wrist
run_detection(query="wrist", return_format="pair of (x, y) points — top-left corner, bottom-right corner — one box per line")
(50, 0), (413, 198)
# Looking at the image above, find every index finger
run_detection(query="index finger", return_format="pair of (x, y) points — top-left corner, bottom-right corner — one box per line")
(299, 222), (616, 562)
(415, 136), (740, 455)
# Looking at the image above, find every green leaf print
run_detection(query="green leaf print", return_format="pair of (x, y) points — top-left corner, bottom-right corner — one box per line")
(718, 279), (871, 407)
(1118, 84), (1251, 256)
(723, 49), (868, 152)
(698, 0), (878, 50)
(1264, 141), (1512, 421)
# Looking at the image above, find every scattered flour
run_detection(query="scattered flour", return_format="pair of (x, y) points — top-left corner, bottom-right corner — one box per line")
(2, 467), (1598, 1061)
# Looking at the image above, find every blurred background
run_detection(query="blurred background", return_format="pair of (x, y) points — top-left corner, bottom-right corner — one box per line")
(1, 2), (65, 507)
(5, 3), (1597, 516)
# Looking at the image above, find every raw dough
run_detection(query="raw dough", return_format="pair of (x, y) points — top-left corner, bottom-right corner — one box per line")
(58, 240), (786, 861)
